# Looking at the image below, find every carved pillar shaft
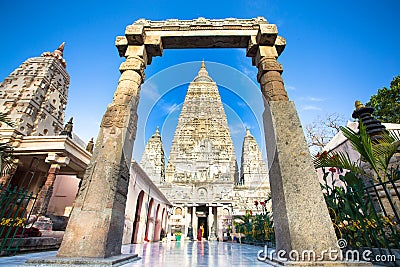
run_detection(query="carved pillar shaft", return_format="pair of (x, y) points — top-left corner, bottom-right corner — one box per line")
(257, 55), (288, 102)
(32, 164), (60, 215)
(208, 206), (213, 238)
(192, 206), (197, 240)
(254, 46), (338, 258)
(184, 206), (188, 236)
(58, 53), (146, 258)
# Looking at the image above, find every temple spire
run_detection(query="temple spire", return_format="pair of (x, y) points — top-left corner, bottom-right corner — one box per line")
(193, 60), (213, 82)
(54, 42), (65, 57)
(41, 42), (67, 68)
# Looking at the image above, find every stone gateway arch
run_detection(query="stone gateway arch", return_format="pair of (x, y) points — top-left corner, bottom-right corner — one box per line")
(56, 17), (339, 264)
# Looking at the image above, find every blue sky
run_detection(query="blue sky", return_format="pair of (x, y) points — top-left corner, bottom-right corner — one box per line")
(1, 1), (399, 164)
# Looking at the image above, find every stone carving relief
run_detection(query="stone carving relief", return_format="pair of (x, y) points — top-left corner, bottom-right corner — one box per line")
(132, 17), (269, 31)
(101, 105), (127, 128)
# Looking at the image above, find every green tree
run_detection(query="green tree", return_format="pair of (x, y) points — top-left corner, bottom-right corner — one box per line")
(366, 75), (400, 124)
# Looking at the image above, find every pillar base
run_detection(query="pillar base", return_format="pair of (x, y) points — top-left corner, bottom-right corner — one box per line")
(26, 253), (139, 266)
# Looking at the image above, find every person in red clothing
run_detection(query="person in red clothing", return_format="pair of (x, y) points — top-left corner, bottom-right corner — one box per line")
(197, 227), (202, 241)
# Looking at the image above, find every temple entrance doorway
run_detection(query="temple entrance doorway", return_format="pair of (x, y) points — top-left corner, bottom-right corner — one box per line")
(196, 205), (208, 239)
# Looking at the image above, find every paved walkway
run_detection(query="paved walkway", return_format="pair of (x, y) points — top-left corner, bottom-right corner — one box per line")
(0, 241), (271, 266)
(122, 241), (271, 266)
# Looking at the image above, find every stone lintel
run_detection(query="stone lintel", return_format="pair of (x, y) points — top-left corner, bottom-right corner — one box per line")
(145, 30), (256, 49)
(256, 24), (278, 46)
(145, 34), (163, 57)
(263, 101), (338, 258)
(115, 36), (128, 57)
(26, 254), (139, 266)
(246, 35), (258, 57)
(125, 24), (145, 45)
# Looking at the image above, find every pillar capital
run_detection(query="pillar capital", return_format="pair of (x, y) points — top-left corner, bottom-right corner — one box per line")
(45, 153), (70, 166)
(253, 46), (288, 102)
(125, 24), (145, 45)
(119, 53), (146, 80)
(256, 24), (278, 46)
(246, 36), (258, 57)
(256, 56), (283, 81)
(254, 46), (279, 67)
(144, 35), (163, 59)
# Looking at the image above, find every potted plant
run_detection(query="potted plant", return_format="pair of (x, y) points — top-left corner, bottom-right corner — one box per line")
(175, 231), (182, 241)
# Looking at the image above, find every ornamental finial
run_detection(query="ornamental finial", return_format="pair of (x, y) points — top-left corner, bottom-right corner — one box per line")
(355, 100), (364, 110)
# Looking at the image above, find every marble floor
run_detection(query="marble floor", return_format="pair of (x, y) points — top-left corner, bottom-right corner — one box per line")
(122, 241), (272, 266)
(0, 241), (272, 266)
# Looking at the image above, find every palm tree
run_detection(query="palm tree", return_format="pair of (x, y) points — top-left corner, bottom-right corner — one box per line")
(314, 121), (399, 183)
(314, 120), (400, 248)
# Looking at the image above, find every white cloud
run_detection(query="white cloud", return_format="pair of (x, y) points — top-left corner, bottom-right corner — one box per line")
(302, 105), (322, 111)
(237, 101), (247, 107)
(162, 103), (180, 114)
(300, 96), (325, 102)
(141, 81), (160, 100)
(286, 85), (296, 91)
(240, 66), (258, 77)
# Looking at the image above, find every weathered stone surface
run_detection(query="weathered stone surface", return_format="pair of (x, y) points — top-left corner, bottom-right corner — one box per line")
(256, 24), (278, 45)
(116, 17), (286, 53)
(125, 24), (145, 45)
(263, 101), (338, 258)
(27, 253), (139, 266)
(14, 236), (62, 252)
(257, 56), (288, 102)
(56, 56), (144, 258)
(246, 35), (258, 57)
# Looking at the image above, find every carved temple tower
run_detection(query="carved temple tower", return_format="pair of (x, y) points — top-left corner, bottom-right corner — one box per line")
(147, 62), (271, 241)
(140, 127), (165, 184)
(239, 128), (269, 189)
(0, 43), (69, 136)
(165, 61), (238, 184)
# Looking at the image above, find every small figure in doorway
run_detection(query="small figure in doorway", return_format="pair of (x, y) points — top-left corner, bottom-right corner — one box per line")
(197, 226), (204, 241)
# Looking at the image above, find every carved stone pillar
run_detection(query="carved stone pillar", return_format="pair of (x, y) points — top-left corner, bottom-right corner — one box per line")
(58, 49), (147, 258)
(184, 206), (188, 236)
(192, 206), (197, 240)
(208, 206), (216, 240)
(32, 164), (60, 215)
(32, 154), (69, 215)
(254, 45), (338, 259)
(256, 46), (288, 102)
